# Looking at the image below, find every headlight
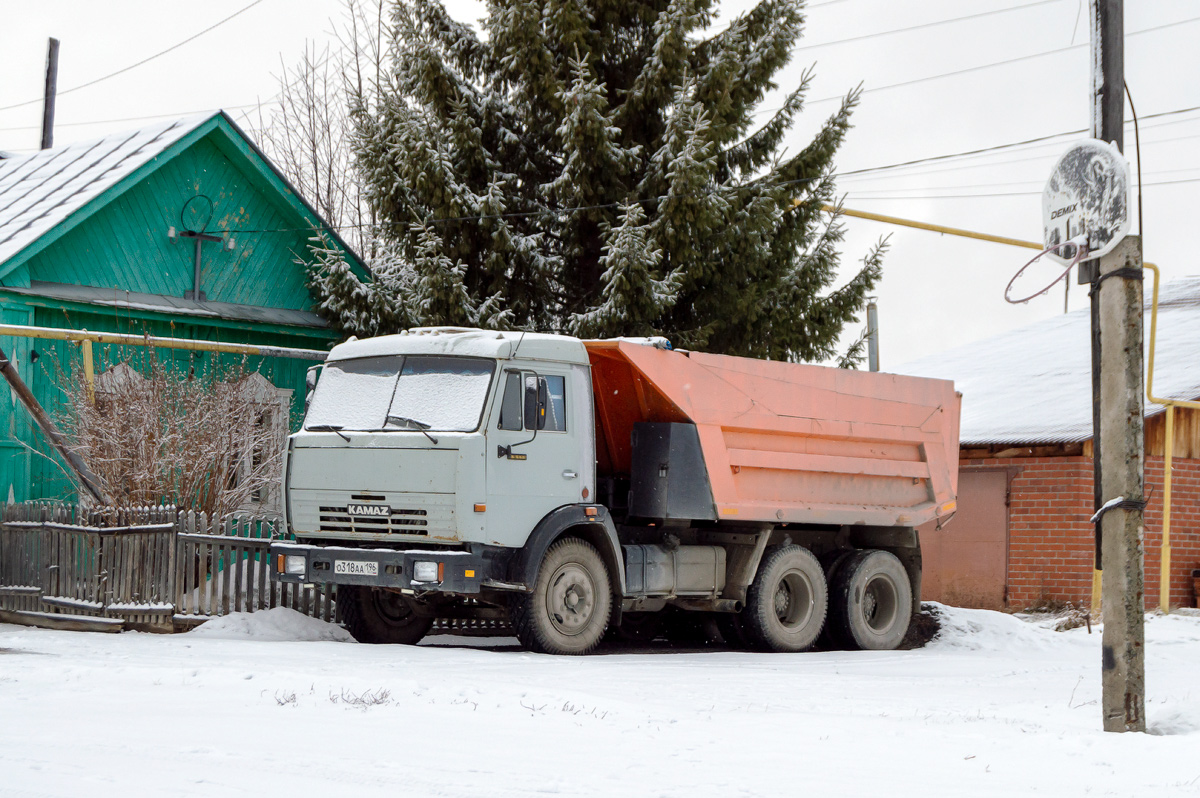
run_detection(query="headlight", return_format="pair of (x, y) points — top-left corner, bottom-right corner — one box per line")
(413, 561), (439, 583)
(285, 555), (307, 576)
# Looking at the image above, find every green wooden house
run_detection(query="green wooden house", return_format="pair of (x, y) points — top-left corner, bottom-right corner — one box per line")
(0, 111), (365, 503)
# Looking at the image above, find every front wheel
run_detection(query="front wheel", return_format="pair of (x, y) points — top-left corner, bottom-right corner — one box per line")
(742, 545), (828, 652)
(340, 586), (433, 645)
(510, 538), (612, 655)
(829, 549), (912, 651)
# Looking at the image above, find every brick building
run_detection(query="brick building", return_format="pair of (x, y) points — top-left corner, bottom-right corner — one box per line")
(899, 278), (1200, 611)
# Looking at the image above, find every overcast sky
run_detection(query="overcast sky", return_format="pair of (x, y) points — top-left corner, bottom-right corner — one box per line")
(3, 0), (1197, 366)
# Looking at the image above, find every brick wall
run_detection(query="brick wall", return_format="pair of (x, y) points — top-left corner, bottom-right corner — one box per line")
(963, 455), (1200, 610)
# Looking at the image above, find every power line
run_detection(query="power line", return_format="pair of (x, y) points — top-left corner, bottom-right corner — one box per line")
(0, 100), (279, 133)
(755, 13), (1200, 116)
(0, 0), (269, 114)
(843, 174), (1200, 202)
(844, 163), (1200, 196)
(839, 120), (1200, 183)
(838, 104), (1200, 178)
(799, 0), (1065, 51)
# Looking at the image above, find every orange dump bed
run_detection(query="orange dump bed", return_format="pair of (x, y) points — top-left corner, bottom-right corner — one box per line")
(585, 341), (961, 528)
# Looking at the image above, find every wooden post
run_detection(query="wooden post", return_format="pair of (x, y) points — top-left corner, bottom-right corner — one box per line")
(81, 336), (95, 405)
(40, 38), (59, 150)
(0, 344), (108, 505)
(1097, 235), (1146, 733)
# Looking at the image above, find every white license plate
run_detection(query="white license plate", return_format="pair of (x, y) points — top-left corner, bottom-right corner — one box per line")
(334, 560), (378, 576)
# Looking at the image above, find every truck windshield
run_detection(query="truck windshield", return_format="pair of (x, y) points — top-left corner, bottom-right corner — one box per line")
(304, 355), (494, 432)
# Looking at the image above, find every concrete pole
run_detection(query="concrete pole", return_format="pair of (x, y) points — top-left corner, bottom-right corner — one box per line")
(1096, 236), (1145, 733)
(866, 298), (879, 373)
(1089, 0), (1145, 733)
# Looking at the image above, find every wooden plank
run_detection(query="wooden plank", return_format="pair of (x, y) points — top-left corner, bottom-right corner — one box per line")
(220, 541), (231, 617)
(256, 541), (268, 611)
(179, 535), (192, 615)
(0, 609), (123, 632)
(198, 540), (211, 617)
(230, 542), (241, 613)
(0, 586), (41, 596)
(175, 531), (271, 547)
(122, 532), (136, 606)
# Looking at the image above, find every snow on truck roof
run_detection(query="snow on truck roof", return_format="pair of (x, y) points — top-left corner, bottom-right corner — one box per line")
(327, 328), (592, 365)
(895, 276), (1200, 446)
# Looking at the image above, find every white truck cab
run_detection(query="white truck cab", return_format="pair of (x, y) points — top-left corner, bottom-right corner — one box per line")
(287, 327), (595, 551)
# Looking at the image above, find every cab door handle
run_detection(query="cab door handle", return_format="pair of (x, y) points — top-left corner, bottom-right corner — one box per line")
(562, 470), (578, 479)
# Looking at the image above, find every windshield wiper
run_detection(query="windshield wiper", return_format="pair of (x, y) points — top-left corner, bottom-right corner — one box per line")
(385, 415), (439, 445)
(307, 424), (351, 442)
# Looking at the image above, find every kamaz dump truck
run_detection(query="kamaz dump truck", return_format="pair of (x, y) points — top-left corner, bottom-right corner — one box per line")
(271, 328), (960, 655)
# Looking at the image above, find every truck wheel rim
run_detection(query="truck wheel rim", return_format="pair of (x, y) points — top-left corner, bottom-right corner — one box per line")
(547, 562), (596, 636)
(862, 574), (899, 633)
(773, 569), (814, 631)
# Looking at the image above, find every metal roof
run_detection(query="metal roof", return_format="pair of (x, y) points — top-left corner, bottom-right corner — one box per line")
(0, 115), (210, 269)
(0, 281), (328, 329)
(895, 277), (1200, 446)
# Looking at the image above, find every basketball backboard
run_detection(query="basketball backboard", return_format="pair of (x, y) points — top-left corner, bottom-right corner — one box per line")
(1042, 139), (1130, 266)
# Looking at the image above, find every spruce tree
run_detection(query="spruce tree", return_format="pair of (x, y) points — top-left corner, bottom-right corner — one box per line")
(309, 0), (883, 363)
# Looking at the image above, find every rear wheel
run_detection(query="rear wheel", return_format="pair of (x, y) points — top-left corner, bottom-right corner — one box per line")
(510, 538), (612, 655)
(829, 549), (912, 651)
(340, 586), (433, 645)
(742, 545), (828, 652)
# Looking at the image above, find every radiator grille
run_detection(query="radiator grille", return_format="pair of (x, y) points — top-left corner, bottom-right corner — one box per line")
(318, 506), (430, 536)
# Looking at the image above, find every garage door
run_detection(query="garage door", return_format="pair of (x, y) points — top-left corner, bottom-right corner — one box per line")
(918, 469), (1008, 610)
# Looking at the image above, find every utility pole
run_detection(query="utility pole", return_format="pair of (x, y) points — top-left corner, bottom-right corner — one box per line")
(1087, 0), (1146, 734)
(40, 38), (60, 150)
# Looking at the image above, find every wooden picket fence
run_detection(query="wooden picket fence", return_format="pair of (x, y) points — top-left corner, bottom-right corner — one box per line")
(0, 501), (507, 636)
(0, 502), (332, 633)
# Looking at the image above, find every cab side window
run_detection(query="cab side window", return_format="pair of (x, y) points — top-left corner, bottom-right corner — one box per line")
(498, 371), (523, 431)
(496, 371), (567, 432)
(543, 375), (566, 432)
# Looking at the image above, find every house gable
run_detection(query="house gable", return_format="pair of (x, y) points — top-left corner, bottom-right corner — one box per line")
(0, 112), (365, 314)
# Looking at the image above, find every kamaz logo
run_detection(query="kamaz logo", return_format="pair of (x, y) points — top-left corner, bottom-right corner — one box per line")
(1050, 203), (1078, 220)
(347, 503), (391, 517)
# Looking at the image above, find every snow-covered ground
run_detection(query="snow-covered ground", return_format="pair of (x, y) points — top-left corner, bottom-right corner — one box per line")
(1, 605), (1198, 797)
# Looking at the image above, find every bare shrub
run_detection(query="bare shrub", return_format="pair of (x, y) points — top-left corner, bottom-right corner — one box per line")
(57, 348), (284, 517)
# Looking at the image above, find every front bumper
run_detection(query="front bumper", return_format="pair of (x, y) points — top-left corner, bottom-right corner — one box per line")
(269, 542), (511, 594)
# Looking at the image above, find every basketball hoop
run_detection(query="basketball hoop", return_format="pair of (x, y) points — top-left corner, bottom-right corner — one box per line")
(1004, 234), (1090, 304)
(1004, 139), (1130, 305)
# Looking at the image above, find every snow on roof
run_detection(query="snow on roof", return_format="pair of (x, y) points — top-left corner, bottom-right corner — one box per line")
(0, 114), (211, 269)
(894, 276), (1200, 446)
(328, 327), (591, 365)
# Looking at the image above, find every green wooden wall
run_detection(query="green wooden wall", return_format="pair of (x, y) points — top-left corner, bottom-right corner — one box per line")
(19, 137), (321, 310)
(1, 302), (328, 502)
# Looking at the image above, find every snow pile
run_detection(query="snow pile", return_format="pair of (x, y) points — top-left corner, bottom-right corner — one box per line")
(926, 603), (1079, 652)
(187, 607), (353, 643)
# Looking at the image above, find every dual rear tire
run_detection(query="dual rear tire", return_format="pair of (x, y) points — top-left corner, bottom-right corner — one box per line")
(828, 549), (913, 651)
(741, 545), (912, 652)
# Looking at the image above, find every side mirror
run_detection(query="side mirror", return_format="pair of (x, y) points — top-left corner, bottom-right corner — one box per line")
(537, 378), (549, 430)
(304, 365), (321, 412)
(523, 374), (549, 431)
